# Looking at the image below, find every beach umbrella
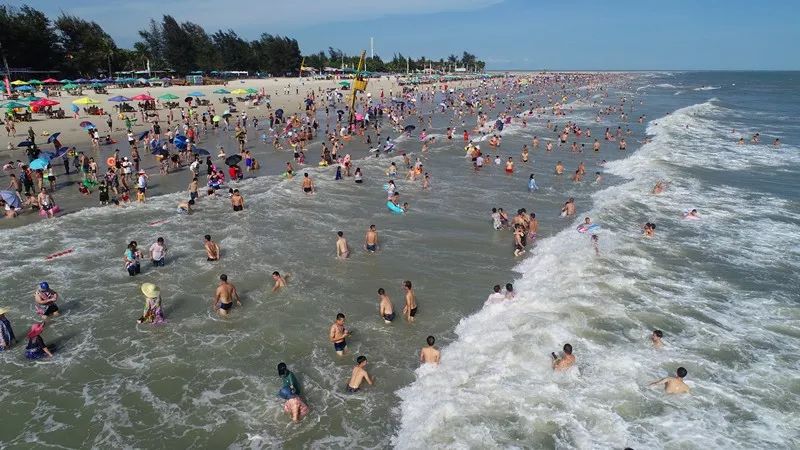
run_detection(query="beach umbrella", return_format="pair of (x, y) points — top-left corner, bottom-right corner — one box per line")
(17, 140), (34, 147)
(15, 85), (34, 91)
(0, 191), (21, 209)
(246, 88), (258, 94)
(108, 95), (131, 102)
(62, 83), (79, 90)
(90, 82), (104, 88)
(89, 78), (101, 83)
(52, 147), (69, 159)
(275, 108), (284, 118)
(184, 97), (193, 103)
(59, 79), (72, 83)
(138, 130), (150, 141)
(212, 115), (221, 122)
(3, 101), (28, 109)
(74, 78), (88, 83)
(31, 99), (60, 107)
(19, 95), (41, 102)
(151, 147), (168, 156)
(335, 109), (344, 115)
(28, 79), (43, 85)
(158, 93), (179, 100)
(73, 97), (99, 105)
(175, 140), (187, 150)
(10, 80), (28, 85)
(79, 121), (95, 128)
(47, 132), (61, 143)
(222, 112), (232, 118)
(338, 81), (351, 86)
(212, 88), (230, 94)
(71, 104), (79, 113)
(193, 148), (210, 156)
(42, 78), (59, 84)
(29, 157), (51, 170)
(174, 134), (186, 141)
(131, 94), (154, 101)
(188, 91), (205, 97)
(225, 155), (242, 167)
(404, 125), (416, 132)
(230, 88), (248, 95)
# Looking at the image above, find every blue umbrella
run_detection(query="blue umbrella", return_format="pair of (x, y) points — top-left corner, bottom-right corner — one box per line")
(175, 140), (187, 150)
(17, 140), (33, 147)
(71, 104), (79, 113)
(15, 85), (34, 91)
(174, 134), (187, 142)
(74, 78), (88, 83)
(47, 132), (61, 143)
(151, 147), (168, 156)
(29, 157), (51, 170)
(108, 95), (131, 102)
(193, 148), (210, 156)
(53, 147), (69, 158)
(138, 130), (150, 141)
(0, 190), (21, 209)
(149, 140), (162, 150)
(188, 91), (205, 97)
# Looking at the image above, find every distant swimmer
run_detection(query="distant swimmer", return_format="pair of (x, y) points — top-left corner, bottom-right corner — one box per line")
(271, 271), (287, 292)
(651, 329), (664, 348)
(230, 189), (244, 211)
(347, 355), (374, 392)
(364, 224), (379, 252)
(213, 274), (241, 316)
(204, 234), (221, 261)
(652, 180), (669, 194)
(552, 343), (576, 371)
(773, 138), (780, 147)
(420, 335), (440, 365)
(329, 313), (350, 355)
(301, 172), (315, 194)
(336, 231), (350, 259)
(555, 161), (564, 175)
(683, 209), (700, 220)
(485, 284), (506, 305)
(402, 280), (417, 322)
(649, 367), (690, 394)
(643, 222), (656, 238)
(378, 288), (395, 324)
(504, 283), (515, 300)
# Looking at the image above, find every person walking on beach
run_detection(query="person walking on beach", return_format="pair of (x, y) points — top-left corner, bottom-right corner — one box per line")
(346, 355), (374, 392)
(329, 313), (350, 356)
(403, 280), (417, 322)
(420, 336), (440, 365)
(204, 234), (221, 261)
(213, 274), (241, 316)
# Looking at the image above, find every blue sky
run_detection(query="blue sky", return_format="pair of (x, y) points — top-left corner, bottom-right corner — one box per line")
(30, 0), (800, 70)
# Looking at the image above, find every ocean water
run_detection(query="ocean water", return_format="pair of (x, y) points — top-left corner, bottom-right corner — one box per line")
(1, 72), (798, 449)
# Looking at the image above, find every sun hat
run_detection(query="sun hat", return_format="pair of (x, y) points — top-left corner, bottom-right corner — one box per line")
(140, 283), (160, 298)
(27, 322), (45, 339)
(0, 307), (9, 316)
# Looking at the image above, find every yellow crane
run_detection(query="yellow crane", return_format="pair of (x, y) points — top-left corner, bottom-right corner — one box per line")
(348, 50), (368, 127)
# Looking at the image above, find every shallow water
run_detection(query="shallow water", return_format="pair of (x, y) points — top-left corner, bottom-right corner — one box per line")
(1, 72), (799, 449)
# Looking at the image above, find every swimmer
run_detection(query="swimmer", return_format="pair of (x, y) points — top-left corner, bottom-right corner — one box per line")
(204, 234), (221, 261)
(485, 284), (506, 305)
(552, 343), (576, 371)
(649, 367), (690, 394)
(684, 209), (700, 219)
(177, 199), (194, 213)
(336, 231), (350, 259)
(364, 225), (379, 252)
(652, 180), (668, 194)
(419, 335), (440, 365)
(230, 189), (244, 211)
(378, 288), (395, 324)
(651, 329), (664, 348)
(555, 161), (564, 175)
(267, 271), (289, 292)
(402, 280), (417, 322)
(346, 355), (374, 392)
(561, 197), (576, 217)
(504, 283), (515, 300)
(301, 172), (315, 194)
(594, 172), (603, 184)
(643, 222), (656, 238)
(213, 274), (241, 316)
(329, 313), (350, 356)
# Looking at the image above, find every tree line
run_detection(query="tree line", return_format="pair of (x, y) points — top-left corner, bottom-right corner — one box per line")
(0, 5), (485, 77)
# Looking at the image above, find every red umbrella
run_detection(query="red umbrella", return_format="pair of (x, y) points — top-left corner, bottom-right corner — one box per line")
(131, 94), (154, 101)
(31, 99), (60, 107)
(42, 78), (60, 84)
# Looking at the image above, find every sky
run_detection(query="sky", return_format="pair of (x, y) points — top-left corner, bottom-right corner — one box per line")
(26, 0), (800, 70)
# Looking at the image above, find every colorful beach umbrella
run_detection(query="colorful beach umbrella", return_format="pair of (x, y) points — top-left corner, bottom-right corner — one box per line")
(29, 157), (51, 170)
(42, 78), (59, 84)
(73, 97), (99, 105)
(79, 121), (95, 129)
(108, 95), (131, 102)
(338, 81), (351, 86)
(246, 88), (258, 94)
(59, 79), (72, 83)
(15, 85), (34, 91)
(2, 101), (28, 109)
(17, 140), (34, 147)
(0, 190), (22, 209)
(28, 79), (43, 85)
(62, 83), (79, 90)
(131, 94), (154, 101)
(212, 115), (221, 122)
(74, 78), (88, 83)
(31, 99), (59, 107)
(212, 88), (230, 94)
(10, 80), (28, 85)
(158, 93), (179, 100)
(47, 132), (61, 143)
(188, 91), (205, 97)
(230, 88), (248, 95)
(18, 95), (41, 102)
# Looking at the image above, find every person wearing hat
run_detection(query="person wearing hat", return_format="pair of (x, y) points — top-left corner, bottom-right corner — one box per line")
(277, 362), (301, 399)
(138, 283), (164, 324)
(25, 322), (53, 359)
(34, 282), (60, 317)
(0, 307), (16, 350)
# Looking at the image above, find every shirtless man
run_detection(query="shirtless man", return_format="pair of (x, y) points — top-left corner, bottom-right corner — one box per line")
(230, 189), (244, 211)
(420, 335), (440, 365)
(402, 280), (417, 322)
(561, 198), (576, 217)
(650, 329), (664, 348)
(204, 234), (220, 261)
(364, 225), (379, 252)
(650, 367), (690, 394)
(301, 172), (315, 194)
(271, 271), (287, 292)
(378, 288), (395, 324)
(346, 355), (374, 392)
(329, 313), (350, 356)
(336, 231), (350, 259)
(213, 274), (241, 316)
(555, 161), (564, 175)
(652, 180), (668, 194)
(552, 343), (576, 371)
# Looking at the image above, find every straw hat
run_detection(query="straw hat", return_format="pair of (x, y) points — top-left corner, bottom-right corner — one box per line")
(27, 322), (45, 339)
(140, 283), (160, 298)
(0, 307), (9, 316)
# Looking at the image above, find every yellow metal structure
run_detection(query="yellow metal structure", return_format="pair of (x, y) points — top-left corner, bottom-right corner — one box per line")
(348, 50), (368, 126)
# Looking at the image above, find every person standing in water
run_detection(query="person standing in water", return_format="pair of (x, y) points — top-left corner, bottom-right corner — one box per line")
(204, 234), (220, 261)
(329, 313), (350, 356)
(378, 288), (395, 324)
(650, 329), (664, 348)
(0, 307), (16, 350)
(271, 271), (287, 292)
(364, 225), (379, 252)
(277, 362), (302, 399)
(650, 367), (690, 394)
(34, 282), (60, 318)
(213, 274), (241, 316)
(336, 231), (350, 259)
(419, 335), (440, 365)
(230, 189), (244, 211)
(301, 172), (315, 194)
(402, 280), (417, 322)
(347, 355), (374, 392)
(149, 237), (167, 267)
(137, 283), (164, 324)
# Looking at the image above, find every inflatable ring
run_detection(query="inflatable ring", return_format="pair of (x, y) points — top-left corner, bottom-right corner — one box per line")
(386, 201), (404, 214)
(106, 157), (116, 166)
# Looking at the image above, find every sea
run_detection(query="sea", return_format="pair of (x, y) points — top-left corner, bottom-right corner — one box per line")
(0, 71), (798, 450)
